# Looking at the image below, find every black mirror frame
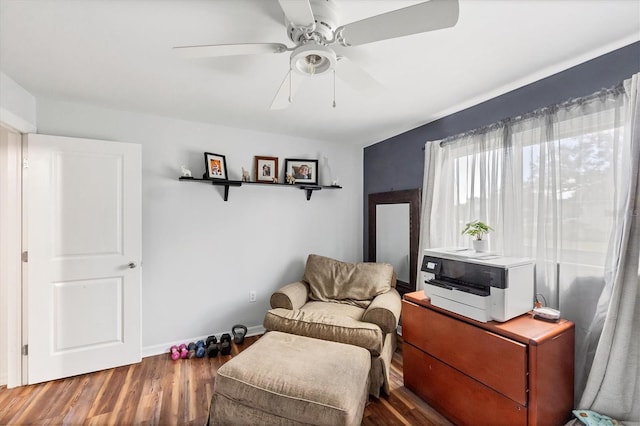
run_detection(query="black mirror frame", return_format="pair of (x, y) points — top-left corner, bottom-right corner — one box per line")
(368, 188), (421, 296)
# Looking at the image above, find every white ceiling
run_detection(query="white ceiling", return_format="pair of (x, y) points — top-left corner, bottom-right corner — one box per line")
(1, 0), (639, 146)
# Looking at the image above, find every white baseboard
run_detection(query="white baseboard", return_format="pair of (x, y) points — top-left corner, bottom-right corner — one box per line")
(141, 325), (266, 358)
(0, 372), (7, 387)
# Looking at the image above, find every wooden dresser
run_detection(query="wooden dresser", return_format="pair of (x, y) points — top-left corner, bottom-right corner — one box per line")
(402, 291), (574, 426)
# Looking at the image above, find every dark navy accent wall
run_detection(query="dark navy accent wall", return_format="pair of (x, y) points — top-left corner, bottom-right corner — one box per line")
(363, 41), (640, 260)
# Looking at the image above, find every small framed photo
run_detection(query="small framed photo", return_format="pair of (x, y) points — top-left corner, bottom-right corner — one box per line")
(284, 158), (318, 185)
(254, 156), (279, 183)
(204, 152), (228, 180)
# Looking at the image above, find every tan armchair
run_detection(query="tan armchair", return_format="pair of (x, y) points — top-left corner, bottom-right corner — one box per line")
(263, 254), (402, 398)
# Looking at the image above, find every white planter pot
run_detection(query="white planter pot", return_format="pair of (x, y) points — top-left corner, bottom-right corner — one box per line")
(473, 239), (488, 253)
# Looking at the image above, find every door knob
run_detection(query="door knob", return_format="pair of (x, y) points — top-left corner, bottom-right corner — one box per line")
(128, 262), (137, 269)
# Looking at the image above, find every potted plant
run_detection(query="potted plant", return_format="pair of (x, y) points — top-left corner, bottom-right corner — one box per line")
(462, 220), (493, 252)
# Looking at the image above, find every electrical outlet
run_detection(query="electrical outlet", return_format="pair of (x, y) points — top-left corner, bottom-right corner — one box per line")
(249, 290), (257, 303)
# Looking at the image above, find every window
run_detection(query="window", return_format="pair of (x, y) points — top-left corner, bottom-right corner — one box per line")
(426, 91), (625, 306)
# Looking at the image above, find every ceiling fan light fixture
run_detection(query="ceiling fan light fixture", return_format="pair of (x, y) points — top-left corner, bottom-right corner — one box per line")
(290, 43), (336, 76)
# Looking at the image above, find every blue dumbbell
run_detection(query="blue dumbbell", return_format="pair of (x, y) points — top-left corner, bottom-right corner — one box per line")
(195, 340), (206, 358)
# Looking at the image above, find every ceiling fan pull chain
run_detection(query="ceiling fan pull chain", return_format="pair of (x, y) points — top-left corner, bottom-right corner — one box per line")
(289, 66), (293, 104)
(333, 69), (336, 108)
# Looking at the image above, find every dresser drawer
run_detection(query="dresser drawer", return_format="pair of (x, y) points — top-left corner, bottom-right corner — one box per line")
(402, 300), (527, 405)
(404, 343), (527, 426)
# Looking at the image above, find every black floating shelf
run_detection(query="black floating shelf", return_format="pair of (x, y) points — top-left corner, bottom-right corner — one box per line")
(179, 177), (341, 201)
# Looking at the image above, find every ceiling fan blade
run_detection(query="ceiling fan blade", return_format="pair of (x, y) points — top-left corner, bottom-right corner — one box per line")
(335, 56), (383, 94)
(173, 43), (288, 58)
(339, 0), (459, 47)
(278, 0), (315, 27)
(270, 71), (304, 110)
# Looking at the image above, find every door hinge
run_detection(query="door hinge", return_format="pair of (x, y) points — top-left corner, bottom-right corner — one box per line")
(21, 251), (28, 262)
(23, 159), (29, 169)
(22, 344), (28, 356)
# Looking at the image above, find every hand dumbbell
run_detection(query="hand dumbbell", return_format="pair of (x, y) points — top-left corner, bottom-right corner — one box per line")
(170, 345), (180, 361)
(219, 333), (232, 356)
(195, 340), (206, 358)
(187, 342), (197, 359)
(206, 335), (218, 357)
(179, 343), (188, 359)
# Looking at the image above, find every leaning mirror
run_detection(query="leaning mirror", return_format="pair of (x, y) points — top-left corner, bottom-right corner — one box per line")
(368, 189), (421, 295)
(376, 204), (410, 283)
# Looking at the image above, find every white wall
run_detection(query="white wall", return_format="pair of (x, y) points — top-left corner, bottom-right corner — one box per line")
(35, 97), (363, 355)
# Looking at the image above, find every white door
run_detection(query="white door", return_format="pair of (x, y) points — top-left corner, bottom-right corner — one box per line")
(24, 134), (141, 384)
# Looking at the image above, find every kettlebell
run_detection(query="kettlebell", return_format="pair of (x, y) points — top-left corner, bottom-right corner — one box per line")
(232, 324), (248, 344)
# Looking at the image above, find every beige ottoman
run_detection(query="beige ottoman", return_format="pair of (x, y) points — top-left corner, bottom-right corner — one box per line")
(209, 331), (371, 426)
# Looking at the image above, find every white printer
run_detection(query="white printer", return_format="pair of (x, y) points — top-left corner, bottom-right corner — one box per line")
(420, 248), (534, 323)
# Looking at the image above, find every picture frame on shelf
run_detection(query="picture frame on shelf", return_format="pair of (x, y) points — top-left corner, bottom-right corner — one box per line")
(254, 156), (278, 183)
(284, 158), (318, 185)
(204, 152), (228, 180)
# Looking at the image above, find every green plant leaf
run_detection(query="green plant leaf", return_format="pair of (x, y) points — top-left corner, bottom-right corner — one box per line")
(461, 220), (493, 240)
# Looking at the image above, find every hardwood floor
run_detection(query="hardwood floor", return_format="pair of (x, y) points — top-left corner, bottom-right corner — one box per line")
(0, 336), (452, 425)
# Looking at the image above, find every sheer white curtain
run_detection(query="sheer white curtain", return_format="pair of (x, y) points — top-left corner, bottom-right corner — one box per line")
(419, 73), (638, 418)
(578, 73), (639, 421)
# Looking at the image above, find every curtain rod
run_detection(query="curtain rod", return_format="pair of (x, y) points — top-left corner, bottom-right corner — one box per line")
(430, 82), (626, 148)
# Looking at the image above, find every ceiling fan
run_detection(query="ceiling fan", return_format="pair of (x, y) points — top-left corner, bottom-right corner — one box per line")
(173, 0), (459, 109)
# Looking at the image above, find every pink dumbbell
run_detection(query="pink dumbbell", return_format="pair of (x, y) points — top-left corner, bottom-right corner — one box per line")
(179, 343), (188, 359)
(170, 345), (180, 361)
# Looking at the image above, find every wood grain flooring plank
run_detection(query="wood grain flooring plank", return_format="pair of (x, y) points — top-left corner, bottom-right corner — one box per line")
(0, 391), (30, 423)
(106, 362), (145, 425)
(84, 367), (116, 420)
(5, 380), (55, 425)
(36, 375), (85, 423)
(363, 398), (405, 426)
(0, 336), (451, 425)
(62, 370), (110, 425)
(159, 357), (182, 425)
(133, 355), (165, 425)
